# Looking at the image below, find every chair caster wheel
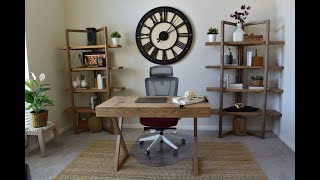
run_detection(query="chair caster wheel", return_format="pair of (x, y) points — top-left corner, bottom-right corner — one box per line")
(145, 150), (150, 155)
(181, 139), (186, 145)
(139, 141), (144, 145)
(173, 149), (178, 155)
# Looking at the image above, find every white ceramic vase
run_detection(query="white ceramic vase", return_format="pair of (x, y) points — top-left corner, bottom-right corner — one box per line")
(72, 81), (78, 88)
(80, 80), (88, 88)
(112, 38), (120, 45)
(76, 76), (81, 88)
(233, 23), (245, 42)
(208, 34), (217, 42)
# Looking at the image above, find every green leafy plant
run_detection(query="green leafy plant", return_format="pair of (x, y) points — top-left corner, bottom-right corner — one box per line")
(207, 27), (219, 34)
(111, 31), (121, 38)
(250, 75), (264, 80)
(25, 72), (54, 113)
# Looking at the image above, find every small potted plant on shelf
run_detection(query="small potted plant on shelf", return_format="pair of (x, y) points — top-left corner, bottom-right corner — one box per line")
(111, 31), (121, 45)
(25, 72), (54, 128)
(250, 75), (264, 87)
(207, 27), (219, 42)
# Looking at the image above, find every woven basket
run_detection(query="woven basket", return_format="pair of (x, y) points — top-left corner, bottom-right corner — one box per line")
(31, 110), (48, 128)
(88, 116), (102, 133)
(251, 79), (263, 87)
(233, 116), (247, 136)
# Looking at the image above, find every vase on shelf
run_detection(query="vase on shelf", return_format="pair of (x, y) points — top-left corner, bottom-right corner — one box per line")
(208, 34), (217, 42)
(86, 27), (97, 45)
(76, 76), (81, 88)
(233, 23), (245, 42)
(112, 38), (120, 45)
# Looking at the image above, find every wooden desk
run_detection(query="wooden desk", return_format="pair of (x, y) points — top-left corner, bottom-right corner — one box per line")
(95, 96), (211, 176)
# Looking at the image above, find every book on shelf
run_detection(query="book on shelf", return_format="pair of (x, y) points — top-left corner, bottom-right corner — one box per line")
(248, 86), (267, 90)
(172, 96), (206, 105)
(228, 83), (243, 89)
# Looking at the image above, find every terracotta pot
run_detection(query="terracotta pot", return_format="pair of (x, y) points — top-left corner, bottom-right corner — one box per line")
(31, 110), (48, 128)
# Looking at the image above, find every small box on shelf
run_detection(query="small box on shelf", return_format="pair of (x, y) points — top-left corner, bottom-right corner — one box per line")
(252, 49), (263, 66)
(228, 83), (243, 89)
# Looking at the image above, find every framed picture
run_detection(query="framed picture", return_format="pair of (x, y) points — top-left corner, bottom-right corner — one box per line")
(82, 52), (106, 67)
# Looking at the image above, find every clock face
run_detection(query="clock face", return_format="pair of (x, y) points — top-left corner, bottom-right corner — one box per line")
(136, 6), (193, 65)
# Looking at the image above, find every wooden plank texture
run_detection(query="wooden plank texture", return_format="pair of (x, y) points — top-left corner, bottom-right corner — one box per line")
(206, 87), (283, 93)
(210, 109), (282, 118)
(205, 41), (285, 46)
(205, 65), (284, 70)
(65, 87), (125, 93)
(60, 45), (122, 50)
(70, 66), (123, 71)
(95, 96), (211, 118)
(64, 107), (95, 113)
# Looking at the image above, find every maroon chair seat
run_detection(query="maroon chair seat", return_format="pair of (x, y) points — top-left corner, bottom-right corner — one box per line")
(140, 117), (179, 128)
(139, 66), (183, 156)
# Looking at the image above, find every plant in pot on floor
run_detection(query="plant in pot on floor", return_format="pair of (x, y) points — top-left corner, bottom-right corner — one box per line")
(25, 72), (54, 128)
(207, 27), (219, 42)
(111, 31), (121, 45)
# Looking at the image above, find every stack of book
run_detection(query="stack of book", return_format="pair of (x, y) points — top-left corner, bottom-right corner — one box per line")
(248, 86), (266, 90)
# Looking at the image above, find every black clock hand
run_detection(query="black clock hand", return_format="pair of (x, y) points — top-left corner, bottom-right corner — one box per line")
(165, 17), (178, 33)
(167, 28), (176, 34)
(157, 17), (179, 43)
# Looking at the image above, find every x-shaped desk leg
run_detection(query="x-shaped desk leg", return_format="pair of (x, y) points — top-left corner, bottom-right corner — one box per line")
(112, 117), (129, 171)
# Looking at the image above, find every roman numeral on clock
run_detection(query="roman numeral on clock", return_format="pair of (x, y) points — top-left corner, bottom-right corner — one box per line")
(175, 21), (186, 29)
(162, 50), (167, 60)
(170, 14), (177, 24)
(143, 24), (151, 30)
(171, 49), (178, 57)
(150, 14), (158, 25)
(150, 48), (159, 58)
(178, 33), (189, 38)
(139, 33), (150, 39)
(159, 10), (168, 22)
(176, 41), (186, 49)
(143, 41), (153, 52)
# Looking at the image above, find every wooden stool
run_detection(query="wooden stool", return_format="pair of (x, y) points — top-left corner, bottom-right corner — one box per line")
(25, 122), (61, 157)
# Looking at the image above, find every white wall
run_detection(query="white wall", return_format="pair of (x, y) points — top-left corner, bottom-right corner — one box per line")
(274, 0), (295, 151)
(26, 0), (71, 136)
(64, 0), (281, 131)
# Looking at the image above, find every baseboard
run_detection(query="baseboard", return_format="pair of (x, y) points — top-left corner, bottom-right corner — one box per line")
(27, 123), (72, 152)
(278, 134), (295, 152)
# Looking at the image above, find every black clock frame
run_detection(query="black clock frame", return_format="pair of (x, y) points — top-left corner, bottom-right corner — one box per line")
(136, 6), (193, 65)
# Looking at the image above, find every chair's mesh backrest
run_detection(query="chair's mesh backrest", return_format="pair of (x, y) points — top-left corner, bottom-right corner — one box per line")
(145, 66), (178, 96)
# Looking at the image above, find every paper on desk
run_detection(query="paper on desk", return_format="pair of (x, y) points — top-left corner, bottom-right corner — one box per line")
(172, 96), (206, 105)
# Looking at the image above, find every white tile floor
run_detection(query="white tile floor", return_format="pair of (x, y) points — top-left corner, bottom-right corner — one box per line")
(25, 129), (295, 180)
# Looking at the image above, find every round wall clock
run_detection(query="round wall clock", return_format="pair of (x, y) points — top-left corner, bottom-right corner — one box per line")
(136, 6), (193, 65)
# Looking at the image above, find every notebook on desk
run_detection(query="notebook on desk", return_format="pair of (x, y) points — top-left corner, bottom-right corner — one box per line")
(135, 97), (167, 103)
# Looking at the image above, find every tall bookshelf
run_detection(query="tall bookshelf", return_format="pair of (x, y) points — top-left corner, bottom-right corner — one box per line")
(205, 20), (284, 139)
(61, 26), (125, 134)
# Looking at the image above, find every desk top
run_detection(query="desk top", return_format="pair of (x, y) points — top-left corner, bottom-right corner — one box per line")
(96, 96), (211, 118)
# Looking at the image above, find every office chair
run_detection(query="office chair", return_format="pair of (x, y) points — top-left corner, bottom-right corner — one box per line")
(139, 66), (185, 156)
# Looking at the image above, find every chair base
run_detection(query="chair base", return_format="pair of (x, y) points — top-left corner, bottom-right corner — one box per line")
(139, 133), (185, 155)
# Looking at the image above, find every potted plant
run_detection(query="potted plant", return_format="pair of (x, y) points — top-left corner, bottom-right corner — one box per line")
(25, 72), (54, 128)
(207, 27), (218, 42)
(111, 31), (121, 45)
(250, 75), (264, 87)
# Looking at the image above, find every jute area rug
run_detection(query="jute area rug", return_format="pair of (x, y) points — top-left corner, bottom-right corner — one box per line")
(53, 140), (266, 180)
